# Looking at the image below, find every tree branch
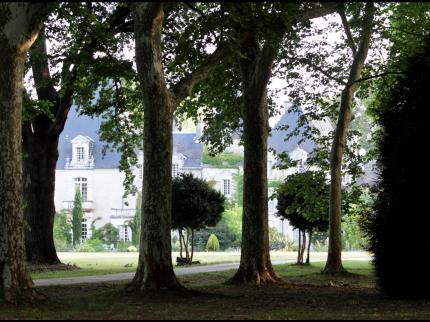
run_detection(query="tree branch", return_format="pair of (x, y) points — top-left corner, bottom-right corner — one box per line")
(297, 57), (347, 85)
(338, 7), (357, 56)
(345, 2), (375, 92)
(259, 2), (342, 85)
(52, 4), (132, 135)
(171, 43), (229, 104)
(347, 71), (404, 86)
(29, 27), (57, 103)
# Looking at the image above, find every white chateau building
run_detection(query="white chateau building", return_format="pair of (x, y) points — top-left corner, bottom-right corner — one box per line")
(55, 103), (375, 244)
(54, 107), (239, 242)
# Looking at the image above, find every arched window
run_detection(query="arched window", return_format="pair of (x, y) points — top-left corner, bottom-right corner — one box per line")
(75, 177), (88, 201)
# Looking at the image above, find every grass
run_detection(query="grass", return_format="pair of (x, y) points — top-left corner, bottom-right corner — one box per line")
(30, 251), (370, 280)
(3, 260), (430, 320)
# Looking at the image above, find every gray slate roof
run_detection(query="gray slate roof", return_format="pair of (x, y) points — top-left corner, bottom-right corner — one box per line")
(57, 107), (203, 169)
(268, 107), (317, 154)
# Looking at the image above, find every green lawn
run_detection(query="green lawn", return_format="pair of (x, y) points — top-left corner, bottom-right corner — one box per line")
(31, 251), (370, 280)
(4, 260), (430, 320)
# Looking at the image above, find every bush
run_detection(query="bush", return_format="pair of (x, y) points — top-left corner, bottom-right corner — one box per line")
(117, 241), (133, 252)
(54, 211), (73, 250)
(127, 246), (138, 252)
(86, 238), (105, 252)
(77, 241), (96, 252)
(206, 234), (220, 252)
(269, 227), (292, 251)
(366, 37), (430, 298)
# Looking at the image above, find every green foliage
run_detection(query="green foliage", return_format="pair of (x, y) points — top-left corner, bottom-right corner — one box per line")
(116, 241), (133, 252)
(202, 147), (242, 168)
(342, 186), (375, 250)
(269, 227), (293, 251)
(365, 33), (430, 298)
(172, 173), (225, 231)
(91, 223), (120, 247)
(127, 191), (141, 247)
(206, 234), (220, 252)
(77, 238), (105, 252)
(221, 206), (242, 241)
(232, 174), (243, 207)
(274, 171), (329, 233)
(54, 211), (73, 250)
(72, 187), (83, 246)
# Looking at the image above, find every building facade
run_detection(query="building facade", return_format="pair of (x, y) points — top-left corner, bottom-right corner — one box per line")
(54, 108), (238, 242)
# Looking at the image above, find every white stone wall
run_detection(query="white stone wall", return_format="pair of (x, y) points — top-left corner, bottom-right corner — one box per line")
(55, 168), (137, 230)
(201, 167), (239, 199)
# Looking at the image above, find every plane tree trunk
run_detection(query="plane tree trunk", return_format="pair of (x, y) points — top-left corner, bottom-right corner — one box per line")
(129, 2), (227, 290)
(0, 2), (52, 303)
(22, 132), (61, 264)
(129, 2), (181, 290)
(229, 32), (279, 285)
(324, 3), (375, 274)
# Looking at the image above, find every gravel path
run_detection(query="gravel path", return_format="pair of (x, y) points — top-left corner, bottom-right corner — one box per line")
(34, 256), (370, 287)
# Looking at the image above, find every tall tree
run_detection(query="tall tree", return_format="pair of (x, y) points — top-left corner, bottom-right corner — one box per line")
(129, 3), (227, 290)
(278, 2), (380, 273)
(274, 171), (329, 265)
(23, 2), (133, 265)
(172, 173), (225, 263)
(222, 2), (340, 285)
(0, 2), (53, 303)
(324, 3), (375, 273)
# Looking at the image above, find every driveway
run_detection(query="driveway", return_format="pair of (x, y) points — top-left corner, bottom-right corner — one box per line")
(34, 255), (370, 287)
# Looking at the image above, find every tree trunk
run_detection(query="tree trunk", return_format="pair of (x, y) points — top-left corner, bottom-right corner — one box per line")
(184, 229), (190, 261)
(0, 3), (48, 302)
(297, 230), (302, 264)
(229, 35), (278, 285)
(306, 230), (312, 265)
(179, 230), (183, 258)
(22, 134), (61, 264)
(190, 229), (195, 262)
(301, 231), (307, 265)
(129, 3), (181, 291)
(324, 3), (375, 274)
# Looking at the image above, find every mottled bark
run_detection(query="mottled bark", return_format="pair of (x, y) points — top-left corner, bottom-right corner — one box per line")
(22, 133), (60, 264)
(324, 3), (375, 274)
(129, 3), (180, 290)
(129, 2), (226, 290)
(0, 2), (50, 303)
(229, 32), (279, 285)
(226, 2), (342, 286)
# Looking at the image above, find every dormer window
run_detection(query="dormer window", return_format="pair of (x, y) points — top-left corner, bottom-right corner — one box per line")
(76, 147), (85, 162)
(69, 135), (94, 169)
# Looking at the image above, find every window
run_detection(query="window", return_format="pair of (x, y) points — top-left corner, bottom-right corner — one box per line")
(75, 177), (88, 202)
(76, 147), (85, 162)
(120, 225), (130, 242)
(137, 164), (143, 180)
(82, 218), (88, 241)
(172, 163), (179, 177)
(223, 179), (231, 196)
